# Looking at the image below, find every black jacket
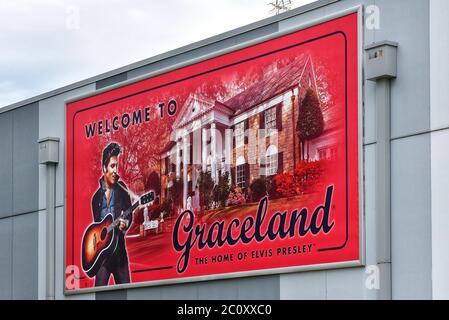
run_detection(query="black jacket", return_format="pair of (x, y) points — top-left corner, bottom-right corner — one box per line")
(91, 178), (132, 264)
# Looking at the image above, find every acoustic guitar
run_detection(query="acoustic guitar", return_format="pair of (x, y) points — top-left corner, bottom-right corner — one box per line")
(81, 191), (154, 277)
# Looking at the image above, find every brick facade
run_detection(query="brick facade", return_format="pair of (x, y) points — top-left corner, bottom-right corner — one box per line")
(159, 56), (324, 202)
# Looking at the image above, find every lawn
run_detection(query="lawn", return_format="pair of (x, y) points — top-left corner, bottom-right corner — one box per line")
(200, 193), (322, 224)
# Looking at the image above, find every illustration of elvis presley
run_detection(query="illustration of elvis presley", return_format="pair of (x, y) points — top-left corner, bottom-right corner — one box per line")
(91, 142), (132, 286)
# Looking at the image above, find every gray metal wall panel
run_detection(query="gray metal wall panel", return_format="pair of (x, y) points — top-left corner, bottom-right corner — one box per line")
(326, 268), (366, 300)
(0, 112), (13, 218)
(38, 210), (46, 299)
(430, 129), (449, 299)
(197, 280), (239, 300)
(38, 84), (96, 210)
(38, 166), (46, 212)
(375, 0), (430, 139)
(126, 278), (242, 300)
(12, 103), (39, 215)
(430, 0), (449, 130)
(96, 289), (127, 300)
(127, 276), (278, 300)
(127, 24), (279, 80)
(54, 206), (98, 300)
(363, 144), (377, 299)
(54, 207), (63, 299)
(362, 144), (380, 300)
(160, 283), (199, 300)
(12, 212), (38, 299)
(126, 286), (162, 300)
(0, 218), (13, 299)
(364, 144), (376, 267)
(364, 81), (377, 145)
(430, 5), (449, 300)
(279, 271), (326, 300)
(236, 275), (280, 300)
(391, 134), (432, 299)
(96, 72), (127, 90)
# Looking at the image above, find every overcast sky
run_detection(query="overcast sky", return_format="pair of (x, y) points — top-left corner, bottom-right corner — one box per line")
(0, 0), (316, 108)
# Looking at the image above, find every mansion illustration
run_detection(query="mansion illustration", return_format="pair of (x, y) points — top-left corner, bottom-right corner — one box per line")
(159, 55), (339, 210)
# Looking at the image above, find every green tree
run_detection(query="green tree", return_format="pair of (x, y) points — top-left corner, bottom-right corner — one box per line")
(161, 198), (173, 217)
(145, 171), (161, 196)
(249, 177), (267, 202)
(170, 177), (184, 208)
(197, 171), (215, 210)
(265, 176), (279, 199)
(213, 172), (231, 207)
(297, 89), (324, 160)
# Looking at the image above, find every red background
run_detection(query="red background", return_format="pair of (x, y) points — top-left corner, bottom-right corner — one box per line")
(66, 13), (359, 290)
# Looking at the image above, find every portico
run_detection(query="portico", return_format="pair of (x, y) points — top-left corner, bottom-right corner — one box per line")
(166, 95), (234, 209)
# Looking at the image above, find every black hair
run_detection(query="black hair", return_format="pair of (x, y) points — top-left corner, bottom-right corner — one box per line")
(102, 142), (121, 169)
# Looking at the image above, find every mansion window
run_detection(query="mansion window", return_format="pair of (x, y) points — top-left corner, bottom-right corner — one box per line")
(236, 164), (246, 189)
(235, 121), (245, 148)
(265, 145), (278, 176)
(318, 148), (327, 160)
(318, 146), (337, 160)
(265, 107), (277, 131)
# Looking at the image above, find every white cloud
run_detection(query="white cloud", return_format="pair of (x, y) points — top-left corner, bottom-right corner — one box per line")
(0, 0), (316, 108)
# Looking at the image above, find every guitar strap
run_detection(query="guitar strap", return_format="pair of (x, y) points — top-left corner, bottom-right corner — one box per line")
(115, 180), (132, 233)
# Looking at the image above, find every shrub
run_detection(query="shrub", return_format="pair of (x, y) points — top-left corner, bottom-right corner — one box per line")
(273, 172), (297, 197)
(170, 177), (183, 207)
(273, 160), (327, 196)
(294, 160), (326, 192)
(161, 198), (173, 216)
(145, 171), (161, 196)
(249, 177), (267, 202)
(265, 176), (279, 199)
(197, 171), (215, 209)
(213, 172), (231, 207)
(228, 186), (246, 206)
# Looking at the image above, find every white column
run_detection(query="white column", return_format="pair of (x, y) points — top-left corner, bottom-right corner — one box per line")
(46, 164), (56, 300)
(202, 128), (207, 172)
(182, 136), (188, 209)
(225, 127), (232, 186)
(211, 123), (217, 183)
(374, 78), (392, 300)
(176, 140), (181, 178)
(431, 0), (449, 299)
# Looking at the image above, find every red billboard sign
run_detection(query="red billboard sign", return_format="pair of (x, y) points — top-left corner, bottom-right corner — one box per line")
(65, 12), (361, 292)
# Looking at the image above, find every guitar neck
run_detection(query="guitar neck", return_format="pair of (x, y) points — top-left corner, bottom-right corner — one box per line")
(106, 191), (153, 232)
(119, 201), (139, 221)
(107, 201), (140, 232)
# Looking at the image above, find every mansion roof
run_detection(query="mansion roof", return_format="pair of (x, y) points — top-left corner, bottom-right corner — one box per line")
(161, 54), (326, 155)
(224, 54), (309, 115)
